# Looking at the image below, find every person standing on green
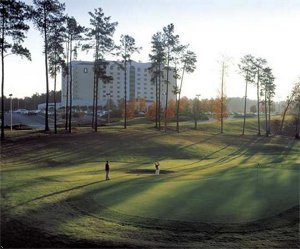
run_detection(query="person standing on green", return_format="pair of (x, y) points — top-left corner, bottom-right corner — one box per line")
(105, 161), (110, 180)
(155, 161), (160, 175)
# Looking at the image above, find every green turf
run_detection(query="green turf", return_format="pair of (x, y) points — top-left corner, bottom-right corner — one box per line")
(1, 118), (299, 247)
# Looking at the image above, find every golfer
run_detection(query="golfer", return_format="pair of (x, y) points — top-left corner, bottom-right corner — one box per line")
(155, 161), (160, 175)
(105, 161), (110, 180)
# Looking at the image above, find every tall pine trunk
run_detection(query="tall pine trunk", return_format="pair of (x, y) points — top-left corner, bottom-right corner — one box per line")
(164, 52), (170, 132)
(155, 65), (158, 128)
(264, 90), (268, 137)
(68, 36), (73, 133)
(256, 70), (261, 136)
(268, 95), (271, 135)
(44, 11), (49, 132)
(1, 20), (5, 140)
(242, 71), (248, 135)
(220, 62), (224, 134)
(54, 51), (57, 134)
(158, 64), (161, 130)
(65, 41), (69, 130)
(280, 100), (292, 133)
(176, 67), (185, 133)
(124, 60), (127, 129)
(92, 67), (96, 129)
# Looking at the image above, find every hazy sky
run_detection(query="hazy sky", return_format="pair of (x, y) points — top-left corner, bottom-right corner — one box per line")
(3, 0), (300, 100)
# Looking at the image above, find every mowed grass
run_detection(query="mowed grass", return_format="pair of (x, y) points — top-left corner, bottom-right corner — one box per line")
(1, 118), (299, 247)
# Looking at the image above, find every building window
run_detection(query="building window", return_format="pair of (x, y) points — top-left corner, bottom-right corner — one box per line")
(84, 68), (88, 73)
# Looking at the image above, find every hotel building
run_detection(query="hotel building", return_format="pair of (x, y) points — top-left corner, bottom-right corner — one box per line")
(61, 60), (177, 108)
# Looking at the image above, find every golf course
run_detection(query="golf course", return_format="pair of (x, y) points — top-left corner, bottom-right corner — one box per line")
(1, 119), (299, 248)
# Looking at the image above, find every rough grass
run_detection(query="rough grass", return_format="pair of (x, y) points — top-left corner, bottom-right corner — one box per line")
(1, 118), (299, 248)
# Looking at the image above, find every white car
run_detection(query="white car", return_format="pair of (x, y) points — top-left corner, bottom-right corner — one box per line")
(14, 109), (28, 114)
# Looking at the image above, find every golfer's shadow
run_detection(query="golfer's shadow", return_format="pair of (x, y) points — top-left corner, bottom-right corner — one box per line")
(126, 169), (175, 175)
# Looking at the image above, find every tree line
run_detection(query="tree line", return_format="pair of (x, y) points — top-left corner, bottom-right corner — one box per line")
(1, 0), (299, 140)
(0, 90), (61, 111)
(1, 0), (198, 139)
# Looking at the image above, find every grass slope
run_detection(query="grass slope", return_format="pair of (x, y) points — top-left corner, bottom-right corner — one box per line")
(1, 119), (299, 248)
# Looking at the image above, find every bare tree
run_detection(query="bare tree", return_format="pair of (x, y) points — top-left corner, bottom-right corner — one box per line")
(217, 56), (231, 133)
(280, 79), (300, 133)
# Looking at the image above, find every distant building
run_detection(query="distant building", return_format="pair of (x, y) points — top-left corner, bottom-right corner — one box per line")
(61, 60), (177, 108)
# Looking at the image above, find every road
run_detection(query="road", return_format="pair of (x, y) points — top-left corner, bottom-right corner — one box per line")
(3, 113), (54, 129)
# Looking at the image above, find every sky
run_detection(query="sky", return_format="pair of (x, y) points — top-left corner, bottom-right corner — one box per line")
(3, 0), (300, 101)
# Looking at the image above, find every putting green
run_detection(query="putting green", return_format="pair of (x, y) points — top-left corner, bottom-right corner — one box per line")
(70, 159), (300, 223)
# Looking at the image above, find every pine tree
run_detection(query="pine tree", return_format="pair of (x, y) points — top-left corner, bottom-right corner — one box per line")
(32, 0), (65, 132)
(149, 32), (165, 129)
(1, 0), (31, 140)
(114, 34), (141, 129)
(239, 54), (256, 135)
(48, 14), (65, 134)
(83, 8), (117, 132)
(65, 16), (85, 133)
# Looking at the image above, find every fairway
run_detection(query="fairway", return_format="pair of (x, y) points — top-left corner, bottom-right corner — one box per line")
(1, 123), (299, 248)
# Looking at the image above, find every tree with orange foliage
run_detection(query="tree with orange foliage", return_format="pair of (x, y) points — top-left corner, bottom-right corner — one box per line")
(165, 99), (176, 121)
(126, 100), (135, 119)
(145, 102), (157, 120)
(213, 97), (228, 123)
(179, 97), (190, 114)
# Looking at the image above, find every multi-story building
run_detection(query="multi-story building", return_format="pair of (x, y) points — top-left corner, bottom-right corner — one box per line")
(61, 60), (177, 108)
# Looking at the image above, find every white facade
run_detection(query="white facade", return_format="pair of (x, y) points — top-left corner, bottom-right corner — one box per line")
(61, 60), (177, 107)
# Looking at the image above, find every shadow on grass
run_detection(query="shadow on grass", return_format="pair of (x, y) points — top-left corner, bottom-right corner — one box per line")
(126, 169), (176, 175)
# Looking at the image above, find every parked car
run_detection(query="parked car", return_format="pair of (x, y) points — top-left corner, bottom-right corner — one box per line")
(27, 110), (39, 115)
(14, 109), (28, 114)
